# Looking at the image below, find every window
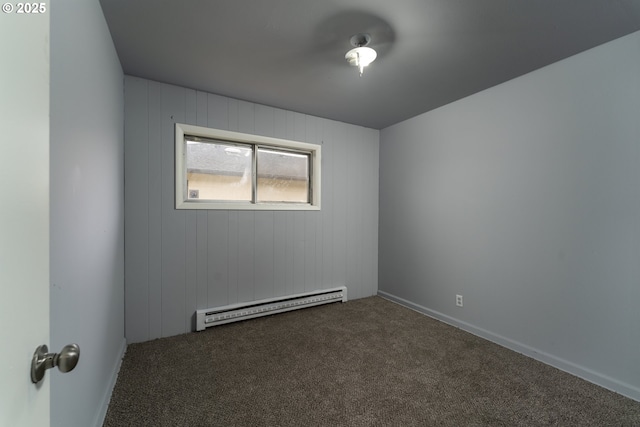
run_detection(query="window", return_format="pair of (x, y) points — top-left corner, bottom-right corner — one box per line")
(176, 123), (321, 210)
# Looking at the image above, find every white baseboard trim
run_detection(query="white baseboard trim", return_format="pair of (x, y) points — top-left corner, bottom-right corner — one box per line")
(378, 290), (640, 402)
(93, 338), (127, 427)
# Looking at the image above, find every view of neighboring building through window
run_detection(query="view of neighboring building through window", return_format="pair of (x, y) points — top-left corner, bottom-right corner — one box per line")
(186, 139), (253, 201)
(176, 123), (320, 210)
(256, 147), (309, 203)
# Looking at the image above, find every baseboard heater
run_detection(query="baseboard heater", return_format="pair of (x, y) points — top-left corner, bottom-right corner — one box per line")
(195, 286), (348, 331)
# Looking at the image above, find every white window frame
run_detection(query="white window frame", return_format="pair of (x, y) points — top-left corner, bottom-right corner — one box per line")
(175, 123), (321, 210)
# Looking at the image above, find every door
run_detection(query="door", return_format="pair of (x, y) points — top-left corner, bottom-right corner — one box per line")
(0, 5), (51, 427)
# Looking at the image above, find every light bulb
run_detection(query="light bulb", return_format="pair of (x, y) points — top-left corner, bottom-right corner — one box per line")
(345, 46), (377, 76)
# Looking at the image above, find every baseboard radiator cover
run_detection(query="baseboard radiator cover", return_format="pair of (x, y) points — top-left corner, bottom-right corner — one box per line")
(195, 286), (348, 331)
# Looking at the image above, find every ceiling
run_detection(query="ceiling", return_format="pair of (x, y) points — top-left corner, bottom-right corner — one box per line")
(99, 0), (640, 130)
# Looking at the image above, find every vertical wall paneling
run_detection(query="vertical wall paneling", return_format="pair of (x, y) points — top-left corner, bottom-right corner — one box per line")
(160, 84), (187, 338)
(124, 77), (379, 342)
(295, 111), (308, 298)
(228, 98), (239, 131)
(332, 122), (348, 290)
(313, 119), (324, 286)
(227, 211), (240, 305)
(124, 78), (150, 342)
(283, 210), (294, 296)
(147, 80), (163, 340)
(254, 211), (275, 300)
(273, 108), (287, 139)
(320, 118), (334, 289)
(196, 210), (209, 310)
(226, 98), (240, 305)
(237, 102), (255, 302)
(184, 89), (198, 331)
(254, 105), (276, 299)
(294, 112), (306, 141)
(304, 115), (318, 292)
(238, 100), (255, 134)
(273, 212), (288, 296)
(255, 104), (275, 137)
(285, 111), (297, 296)
(272, 108), (288, 297)
(292, 112), (307, 295)
(196, 91), (208, 126)
(293, 212), (306, 295)
(207, 211), (229, 308)
(207, 93), (228, 129)
(185, 213), (198, 331)
(237, 210), (256, 302)
(206, 93), (228, 308)
(196, 91), (209, 309)
(346, 126), (362, 299)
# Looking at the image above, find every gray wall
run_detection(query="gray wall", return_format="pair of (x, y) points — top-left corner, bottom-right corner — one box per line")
(379, 31), (640, 400)
(124, 76), (379, 344)
(50, 1), (125, 426)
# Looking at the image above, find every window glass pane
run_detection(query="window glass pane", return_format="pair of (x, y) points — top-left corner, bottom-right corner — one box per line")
(257, 148), (309, 203)
(186, 140), (252, 201)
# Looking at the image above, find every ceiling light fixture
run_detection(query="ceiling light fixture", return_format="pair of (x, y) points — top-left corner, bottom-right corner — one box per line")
(345, 33), (377, 77)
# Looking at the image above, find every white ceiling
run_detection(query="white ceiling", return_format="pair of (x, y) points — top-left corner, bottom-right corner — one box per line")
(99, 0), (640, 129)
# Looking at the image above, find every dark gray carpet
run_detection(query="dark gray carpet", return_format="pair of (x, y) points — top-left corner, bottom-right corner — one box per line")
(104, 296), (640, 426)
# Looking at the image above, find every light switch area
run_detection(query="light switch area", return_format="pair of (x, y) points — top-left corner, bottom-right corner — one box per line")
(456, 294), (463, 307)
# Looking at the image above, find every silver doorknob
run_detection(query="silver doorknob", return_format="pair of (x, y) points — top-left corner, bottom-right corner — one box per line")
(31, 343), (80, 383)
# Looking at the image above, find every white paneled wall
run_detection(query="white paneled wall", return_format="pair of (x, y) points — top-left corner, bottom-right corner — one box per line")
(124, 76), (379, 343)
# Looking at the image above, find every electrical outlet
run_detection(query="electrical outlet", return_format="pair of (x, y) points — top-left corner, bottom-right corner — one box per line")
(456, 294), (463, 307)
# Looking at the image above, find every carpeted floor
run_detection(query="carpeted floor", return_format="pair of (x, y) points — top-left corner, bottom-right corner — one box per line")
(103, 296), (640, 426)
